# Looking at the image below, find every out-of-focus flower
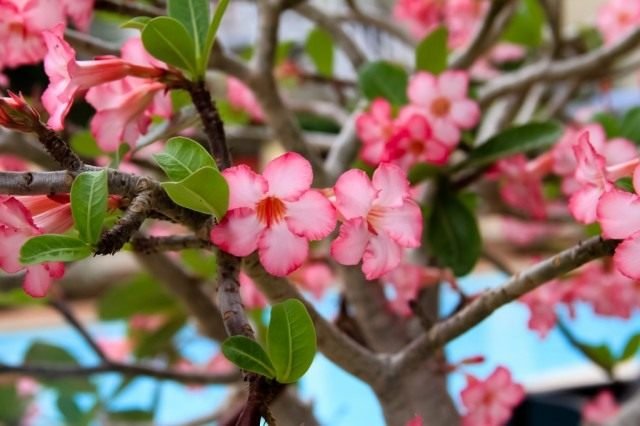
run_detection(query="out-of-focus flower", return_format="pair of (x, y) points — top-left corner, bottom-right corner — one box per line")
(62, 0), (94, 31)
(239, 271), (268, 309)
(597, 0), (640, 44)
(356, 98), (396, 166)
(0, 92), (41, 133)
(520, 280), (564, 338)
(383, 263), (448, 316)
(392, 0), (443, 39)
(582, 390), (620, 425)
(227, 77), (264, 123)
(289, 261), (334, 300)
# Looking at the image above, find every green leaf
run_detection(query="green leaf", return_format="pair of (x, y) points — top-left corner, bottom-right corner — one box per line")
(427, 189), (482, 276)
(57, 395), (89, 426)
(222, 336), (276, 379)
(620, 107), (640, 144)
(459, 121), (563, 171)
(621, 333), (640, 361)
(202, 0), (230, 75)
(408, 163), (440, 185)
(70, 131), (103, 158)
(502, 0), (544, 47)
(0, 289), (47, 306)
(168, 0), (209, 63)
(20, 235), (91, 265)
(0, 385), (27, 423)
(592, 111), (621, 138)
(24, 342), (96, 394)
(142, 17), (197, 75)
(358, 61), (408, 105)
(98, 275), (180, 320)
(121, 16), (151, 31)
(71, 169), (108, 245)
(267, 299), (317, 383)
(415, 27), (448, 74)
(305, 28), (334, 77)
(579, 343), (616, 370)
(161, 166), (229, 218)
(181, 249), (217, 278)
(108, 410), (154, 422)
(153, 136), (217, 181)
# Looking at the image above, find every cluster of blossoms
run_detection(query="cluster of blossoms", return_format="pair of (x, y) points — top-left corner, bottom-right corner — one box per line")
(356, 71), (480, 169)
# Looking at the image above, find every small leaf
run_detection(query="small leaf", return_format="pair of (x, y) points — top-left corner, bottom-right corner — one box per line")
(620, 333), (640, 361)
(142, 16), (197, 75)
(620, 107), (640, 144)
(502, 0), (544, 47)
(267, 299), (317, 383)
(168, 0), (209, 62)
(222, 336), (276, 379)
(161, 166), (229, 218)
(580, 343), (616, 370)
(153, 136), (217, 181)
(592, 111), (621, 138)
(121, 16), (151, 30)
(459, 121), (563, 171)
(427, 188), (482, 276)
(70, 131), (103, 158)
(20, 235), (91, 265)
(358, 61), (408, 105)
(71, 169), (108, 245)
(415, 27), (448, 74)
(202, 0), (230, 75)
(305, 28), (334, 77)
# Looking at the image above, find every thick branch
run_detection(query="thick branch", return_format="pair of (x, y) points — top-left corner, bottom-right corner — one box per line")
(131, 235), (214, 253)
(391, 237), (619, 376)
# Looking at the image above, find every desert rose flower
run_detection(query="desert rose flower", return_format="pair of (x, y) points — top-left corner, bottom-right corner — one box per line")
(62, 0), (94, 31)
(227, 77), (264, 123)
(0, 92), (41, 133)
(211, 153), (336, 276)
(597, 0), (640, 44)
(239, 271), (268, 309)
(460, 366), (525, 426)
(331, 163), (422, 279)
(356, 98), (396, 166)
(392, 0), (442, 39)
(582, 391), (620, 425)
(520, 280), (564, 338)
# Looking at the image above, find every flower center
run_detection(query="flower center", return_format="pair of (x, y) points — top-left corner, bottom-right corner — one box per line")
(256, 196), (287, 227)
(408, 139), (425, 156)
(431, 97), (451, 117)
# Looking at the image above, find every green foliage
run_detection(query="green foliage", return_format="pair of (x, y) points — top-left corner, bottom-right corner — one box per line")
(427, 187), (482, 276)
(121, 16), (151, 30)
(0, 288), (47, 306)
(161, 166), (229, 218)
(167, 0), (210, 65)
(502, 0), (544, 47)
(408, 163), (441, 185)
(142, 17), (198, 75)
(202, 0), (230, 75)
(305, 28), (334, 77)
(20, 235), (91, 265)
(153, 136), (217, 181)
(222, 336), (276, 379)
(24, 342), (96, 394)
(620, 107), (640, 144)
(592, 111), (621, 138)
(358, 61), (409, 105)
(415, 27), (448, 74)
(70, 131), (103, 158)
(267, 299), (317, 383)
(71, 169), (109, 245)
(0, 385), (28, 424)
(621, 333), (640, 361)
(458, 121), (563, 171)
(134, 314), (187, 358)
(98, 275), (181, 320)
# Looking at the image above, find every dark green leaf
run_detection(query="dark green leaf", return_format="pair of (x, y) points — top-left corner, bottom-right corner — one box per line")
(153, 136), (217, 181)
(222, 336), (276, 379)
(57, 395), (89, 426)
(620, 107), (640, 144)
(202, 0), (230, 75)
(580, 343), (616, 370)
(408, 163), (440, 185)
(592, 112), (621, 138)
(20, 235), (91, 265)
(459, 121), (563, 171)
(161, 166), (229, 218)
(415, 27), (448, 74)
(267, 299), (316, 383)
(121, 16), (151, 31)
(24, 342), (95, 394)
(71, 169), (108, 245)
(142, 17), (197, 75)
(0, 385), (27, 423)
(621, 333), (640, 361)
(98, 275), (180, 320)
(358, 61), (408, 105)
(616, 177), (634, 193)
(168, 0), (209, 64)
(305, 28), (334, 77)
(108, 409), (154, 422)
(502, 0), (544, 47)
(427, 189), (482, 276)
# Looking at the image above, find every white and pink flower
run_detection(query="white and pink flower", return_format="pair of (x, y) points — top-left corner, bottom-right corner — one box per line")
(582, 390), (620, 425)
(356, 98), (396, 166)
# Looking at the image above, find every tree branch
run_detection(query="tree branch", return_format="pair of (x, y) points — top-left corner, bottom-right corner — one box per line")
(131, 235), (214, 253)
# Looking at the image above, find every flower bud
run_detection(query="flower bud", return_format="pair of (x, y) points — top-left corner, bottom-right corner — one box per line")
(0, 92), (41, 133)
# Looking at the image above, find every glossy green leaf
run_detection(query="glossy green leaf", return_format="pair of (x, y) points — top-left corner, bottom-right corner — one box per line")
(305, 28), (334, 77)
(71, 169), (108, 245)
(415, 26), (448, 74)
(121, 16), (151, 30)
(142, 17), (197, 75)
(98, 275), (180, 320)
(459, 121), (563, 171)
(621, 333), (640, 361)
(153, 136), (217, 181)
(427, 189), (481, 276)
(202, 0), (230, 74)
(222, 336), (276, 379)
(620, 107), (640, 144)
(502, 0), (544, 47)
(20, 235), (91, 265)
(168, 0), (209, 62)
(358, 61), (408, 105)
(161, 166), (229, 218)
(267, 299), (317, 383)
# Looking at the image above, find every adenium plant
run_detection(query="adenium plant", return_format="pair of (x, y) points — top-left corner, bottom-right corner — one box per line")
(0, 0), (639, 425)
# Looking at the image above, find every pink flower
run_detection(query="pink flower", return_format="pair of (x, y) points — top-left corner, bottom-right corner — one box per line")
(97, 337), (132, 362)
(41, 29), (166, 130)
(0, 0), (65, 69)
(0, 154), (28, 171)
(356, 98), (396, 166)
(383, 263), (447, 316)
(239, 271), (268, 309)
(330, 163), (422, 279)
(62, 0), (94, 31)
(16, 194), (74, 234)
(582, 391), (620, 425)
(393, 0), (443, 39)
(407, 71), (480, 146)
(227, 77), (264, 123)
(211, 153), (336, 276)
(0, 197), (65, 297)
(492, 155), (548, 220)
(444, 0), (487, 48)
(0, 92), (41, 133)
(520, 281), (563, 338)
(289, 261), (334, 300)
(460, 366), (525, 426)
(597, 0), (640, 45)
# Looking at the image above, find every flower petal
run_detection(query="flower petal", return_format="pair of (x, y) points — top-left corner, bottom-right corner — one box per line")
(258, 221), (308, 276)
(285, 190), (336, 240)
(0, 228), (27, 273)
(334, 169), (375, 219)
(597, 190), (640, 239)
(568, 185), (602, 224)
(210, 208), (263, 256)
(263, 152), (312, 200)
(362, 232), (403, 279)
(372, 163), (411, 208)
(614, 232), (640, 280)
(330, 218), (369, 265)
(432, 118), (460, 147)
(23, 264), (54, 298)
(437, 71), (469, 100)
(371, 200), (423, 247)
(407, 72), (438, 107)
(223, 165), (268, 210)
(451, 99), (480, 129)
